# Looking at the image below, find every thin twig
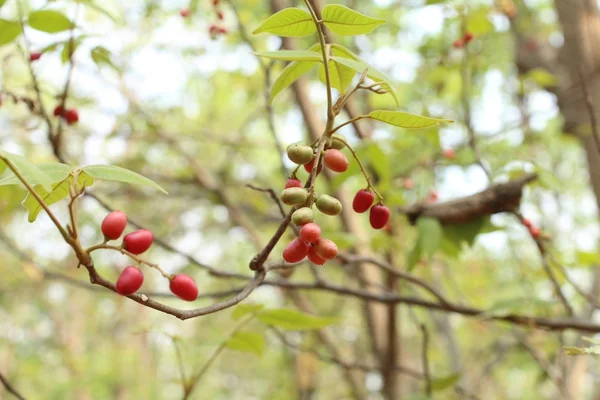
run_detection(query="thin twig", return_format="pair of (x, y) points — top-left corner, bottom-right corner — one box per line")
(0, 373), (26, 400)
(420, 324), (432, 397)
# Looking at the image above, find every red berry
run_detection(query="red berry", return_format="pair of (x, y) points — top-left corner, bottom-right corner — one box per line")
(323, 149), (348, 173)
(307, 246), (327, 265)
(218, 26), (227, 34)
(170, 274), (198, 301)
(403, 178), (414, 190)
(522, 218), (533, 229)
(123, 229), (154, 255)
(304, 158), (315, 173)
(116, 266), (144, 296)
(53, 105), (65, 117)
(427, 190), (439, 203)
(300, 223), (321, 243)
(453, 39), (464, 48)
(283, 238), (309, 263)
(442, 149), (456, 159)
(29, 52), (42, 62)
(314, 238), (338, 260)
(65, 109), (79, 125)
(352, 189), (374, 213)
(369, 204), (390, 230)
(529, 226), (541, 239)
(464, 32), (474, 43)
(209, 24), (219, 35)
(285, 178), (302, 189)
(180, 8), (190, 18)
(101, 211), (127, 240)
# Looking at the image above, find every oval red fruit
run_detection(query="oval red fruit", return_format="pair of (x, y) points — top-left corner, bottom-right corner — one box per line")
(464, 32), (474, 43)
(285, 178), (303, 189)
(300, 223), (321, 243)
(304, 158), (315, 173)
(453, 39), (464, 48)
(352, 189), (374, 213)
(29, 52), (42, 62)
(283, 238), (309, 263)
(65, 109), (79, 125)
(427, 190), (439, 203)
(101, 211), (127, 240)
(369, 204), (390, 230)
(123, 229), (154, 255)
(522, 218), (533, 228)
(314, 238), (338, 260)
(180, 8), (190, 17)
(53, 105), (64, 117)
(442, 149), (456, 159)
(308, 246), (327, 265)
(170, 274), (198, 301)
(116, 266), (144, 296)
(323, 149), (348, 173)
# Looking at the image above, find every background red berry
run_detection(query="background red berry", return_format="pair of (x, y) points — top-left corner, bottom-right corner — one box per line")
(116, 266), (144, 296)
(53, 105), (64, 117)
(29, 52), (42, 62)
(453, 39), (464, 48)
(300, 223), (321, 243)
(323, 149), (348, 173)
(443, 149), (456, 159)
(464, 32), (474, 43)
(403, 178), (414, 190)
(522, 218), (533, 228)
(369, 204), (390, 230)
(285, 178), (302, 189)
(65, 109), (79, 125)
(283, 238), (309, 263)
(101, 211), (127, 240)
(123, 229), (154, 255)
(352, 189), (374, 213)
(170, 274), (198, 301)
(529, 226), (541, 239)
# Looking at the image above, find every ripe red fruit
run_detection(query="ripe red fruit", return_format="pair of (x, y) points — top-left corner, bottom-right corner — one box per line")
(308, 246), (327, 265)
(464, 32), (474, 43)
(29, 52), (42, 62)
(369, 204), (391, 230)
(170, 274), (199, 301)
(522, 218), (533, 229)
(529, 226), (541, 239)
(180, 8), (190, 18)
(65, 109), (79, 125)
(209, 24), (219, 36)
(453, 39), (464, 48)
(352, 189), (374, 213)
(323, 149), (349, 173)
(283, 238), (310, 263)
(314, 238), (338, 260)
(300, 223), (321, 243)
(427, 190), (439, 203)
(403, 178), (414, 190)
(53, 105), (65, 117)
(442, 149), (456, 159)
(218, 26), (228, 34)
(285, 178), (302, 189)
(101, 211), (127, 240)
(116, 266), (144, 296)
(304, 158), (315, 173)
(123, 229), (154, 255)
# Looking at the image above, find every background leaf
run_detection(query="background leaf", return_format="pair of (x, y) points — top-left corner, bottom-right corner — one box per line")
(417, 217), (442, 259)
(232, 304), (264, 320)
(225, 332), (265, 356)
(28, 10), (75, 33)
(369, 110), (452, 129)
(0, 20), (22, 46)
(257, 309), (338, 330)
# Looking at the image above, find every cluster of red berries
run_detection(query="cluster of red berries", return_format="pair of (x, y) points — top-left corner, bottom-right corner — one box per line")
(53, 105), (79, 125)
(208, 0), (226, 38)
(453, 32), (475, 48)
(522, 218), (541, 239)
(101, 211), (199, 301)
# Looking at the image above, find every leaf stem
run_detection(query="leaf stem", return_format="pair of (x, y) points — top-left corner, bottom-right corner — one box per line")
(335, 137), (384, 202)
(329, 116), (370, 136)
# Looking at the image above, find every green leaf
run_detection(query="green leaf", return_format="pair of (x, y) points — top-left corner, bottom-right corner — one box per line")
(91, 46), (119, 71)
(61, 39), (79, 63)
(0, 0), (6, 9)
(369, 110), (452, 129)
(0, 20), (22, 47)
(82, 165), (168, 194)
(0, 152), (55, 191)
(442, 217), (487, 248)
(77, 171), (95, 189)
(270, 61), (317, 103)
(21, 179), (70, 222)
(28, 10), (75, 33)
(466, 9), (493, 35)
(565, 346), (600, 356)
(257, 308), (338, 330)
(253, 50), (323, 62)
(226, 332), (265, 356)
(232, 303), (264, 320)
(0, 163), (72, 186)
(417, 217), (442, 259)
(322, 5), (385, 36)
(431, 373), (461, 392)
(0, 160), (5, 177)
(252, 8), (315, 37)
(523, 68), (557, 88)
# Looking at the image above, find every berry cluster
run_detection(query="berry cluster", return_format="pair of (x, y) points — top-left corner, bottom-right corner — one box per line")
(453, 32), (475, 48)
(208, 0), (226, 39)
(280, 134), (391, 265)
(53, 105), (79, 125)
(100, 211), (199, 301)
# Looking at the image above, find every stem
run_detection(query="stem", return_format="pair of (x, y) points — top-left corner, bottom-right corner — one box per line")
(335, 137), (384, 202)
(335, 70), (368, 115)
(329, 116), (369, 136)
(86, 244), (171, 279)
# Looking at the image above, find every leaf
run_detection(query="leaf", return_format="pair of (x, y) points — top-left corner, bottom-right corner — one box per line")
(432, 373), (460, 391)
(232, 303), (264, 320)
(442, 216), (487, 248)
(0, 20), (22, 47)
(0, 163), (72, 186)
(28, 10), (75, 33)
(417, 217), (442, 259)
(61, 39), (79, 63)
(0, 0), (6, 9)
(369, 110), (452, 129)
(270, 61), (317, 103)
(252, 8), (315, 37)
(21, 179), (70, 222)
(564, 346), (600, 356)
(257, 308), (338, 330)
(406, 241), (422, 271)
(466, 9), (493, 35)
(91, 46), (118, 71)
(77, 171), (95, 189)
(0, 152), (55, 191)
(0, 160), (5, 177)
(523, 68), (557, 88)
(253, 50), (323, 62)
(82, 165), (168, 194)
(226, 332), (265, 356)
(322, 5), (385, 36)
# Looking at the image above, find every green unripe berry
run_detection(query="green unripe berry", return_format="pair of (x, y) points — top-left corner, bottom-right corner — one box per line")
(281, 188), (309, 206)
(287, 143), (314, 165)
(331, 134), (346, 150)
(316, 194), (343, 216)
(292, 207), (314, 226)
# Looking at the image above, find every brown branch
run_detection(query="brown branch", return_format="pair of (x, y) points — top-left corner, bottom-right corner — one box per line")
(420, 324), (432, 398)
(0, 373), (26, 400)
